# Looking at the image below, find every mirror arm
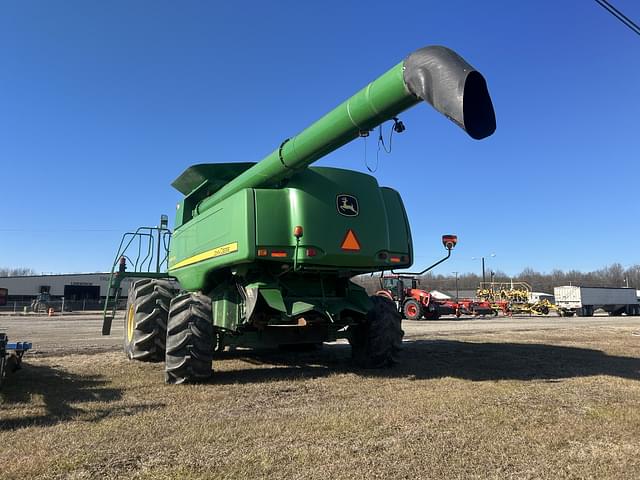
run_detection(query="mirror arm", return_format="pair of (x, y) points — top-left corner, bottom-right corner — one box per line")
(391, 247), (452, 276)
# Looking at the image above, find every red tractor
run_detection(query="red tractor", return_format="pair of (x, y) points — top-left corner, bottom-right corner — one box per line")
(377, 235), (458, 320)
(379, 275), (442, 320)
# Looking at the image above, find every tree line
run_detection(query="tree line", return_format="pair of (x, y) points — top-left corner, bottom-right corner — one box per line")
(2, 263), (639, 295)
(0, 267), (37, 277)
(355, 263), (640, 296)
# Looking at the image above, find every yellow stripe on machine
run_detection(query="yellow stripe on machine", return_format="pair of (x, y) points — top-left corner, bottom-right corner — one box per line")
(170, 242), (239, 270)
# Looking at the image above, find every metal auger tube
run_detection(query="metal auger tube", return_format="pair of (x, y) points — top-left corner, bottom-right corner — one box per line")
(195, 45), (495, 214)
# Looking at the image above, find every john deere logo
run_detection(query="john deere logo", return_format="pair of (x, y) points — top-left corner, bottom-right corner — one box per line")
(337, 194), (359, 217)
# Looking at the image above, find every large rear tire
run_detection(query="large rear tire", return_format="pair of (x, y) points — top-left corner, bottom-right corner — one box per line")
(349, 295), (404, 368)
(165, 292), (214, 384)
(123, 278), (174, 362)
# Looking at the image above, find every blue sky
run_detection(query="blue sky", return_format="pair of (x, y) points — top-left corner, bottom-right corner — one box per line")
(1, 1), (638, 276)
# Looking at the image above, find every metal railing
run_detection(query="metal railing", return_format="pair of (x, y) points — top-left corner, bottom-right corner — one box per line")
(102, 217), (173, 335)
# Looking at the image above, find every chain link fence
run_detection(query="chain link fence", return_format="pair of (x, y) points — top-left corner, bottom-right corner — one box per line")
(0, 298), (128, 314)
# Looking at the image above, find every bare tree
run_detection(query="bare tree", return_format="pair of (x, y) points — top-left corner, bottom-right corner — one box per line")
(0, 267), (37, 277)
(354, 263), (640, 296)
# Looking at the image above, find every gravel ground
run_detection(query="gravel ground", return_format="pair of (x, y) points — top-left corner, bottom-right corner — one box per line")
(1, 311), (638, 356)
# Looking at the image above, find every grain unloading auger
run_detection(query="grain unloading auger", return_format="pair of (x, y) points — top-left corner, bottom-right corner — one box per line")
(102, 46), (496, 383)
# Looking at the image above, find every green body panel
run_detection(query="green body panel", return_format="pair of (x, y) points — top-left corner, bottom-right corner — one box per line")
(206, 274), (371, 336)
(253, 167), (412, 269)
(168, 166), (409, 342)
(173, 163), (256, 227)
(169, 189), (256, 290)
(209, 281), (243, 331)
(169, 167), (412, 290)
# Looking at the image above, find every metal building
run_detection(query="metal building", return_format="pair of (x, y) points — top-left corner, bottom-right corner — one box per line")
(0, 273), (132, 301)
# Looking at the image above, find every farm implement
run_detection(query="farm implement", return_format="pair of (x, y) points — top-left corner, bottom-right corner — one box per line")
(0, 333), (32, 389)
(477, 282), (558, 316)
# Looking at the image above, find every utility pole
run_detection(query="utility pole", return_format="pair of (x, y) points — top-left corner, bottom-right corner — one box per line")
(473, 253), (495, 286)
(453, 271), (459, 301)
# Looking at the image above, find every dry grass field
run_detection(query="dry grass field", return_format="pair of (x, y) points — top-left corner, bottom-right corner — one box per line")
(1, 314), (640, 479)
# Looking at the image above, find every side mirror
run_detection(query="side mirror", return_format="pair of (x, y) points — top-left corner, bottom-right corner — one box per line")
(442, 234), (458, 251)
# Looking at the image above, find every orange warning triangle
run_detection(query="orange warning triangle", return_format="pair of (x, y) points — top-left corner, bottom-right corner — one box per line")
(341, 229), (361, 251)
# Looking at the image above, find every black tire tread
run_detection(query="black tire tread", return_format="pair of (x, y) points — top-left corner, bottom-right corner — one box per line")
(124, 278), (175, 362)
(165, 292), (214, 384)
(349, 295), (404, 368)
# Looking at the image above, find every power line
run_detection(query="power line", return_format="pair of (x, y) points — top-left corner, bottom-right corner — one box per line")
(595, 0), (640, 36)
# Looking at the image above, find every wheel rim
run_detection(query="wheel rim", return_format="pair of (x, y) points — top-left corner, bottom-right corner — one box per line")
(407, 304), (418, 317)
(127, 304), (135, 342)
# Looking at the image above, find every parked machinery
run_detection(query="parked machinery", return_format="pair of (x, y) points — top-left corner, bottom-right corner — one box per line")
(102, 45), (496, 383)
(452, 298), (496, 317)
(378, 276), (496, 319)
(376, 235), (492, 320)
(477, 281), (560, 316)
(0, 333), (31, 389)
(377, 235), (457, 320)
(30, 292), (51, 313)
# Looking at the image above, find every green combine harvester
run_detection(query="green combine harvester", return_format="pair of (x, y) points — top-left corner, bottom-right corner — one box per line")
(102, 45), (496, 383)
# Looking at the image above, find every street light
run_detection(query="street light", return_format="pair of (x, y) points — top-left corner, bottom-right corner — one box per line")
(472, 253), (496, 284)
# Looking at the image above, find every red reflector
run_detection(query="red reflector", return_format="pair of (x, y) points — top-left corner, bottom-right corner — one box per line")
(306, 248), (317, 257)
(390, 256), (401, 263)
(341, 229), (361, 251)
(271, 251), (287, 258)
(257, 248), (268, 257)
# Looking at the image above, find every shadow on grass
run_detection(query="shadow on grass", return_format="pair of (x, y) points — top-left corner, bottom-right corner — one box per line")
(0, 363), (162, 430)
(208, 340), (640, 385)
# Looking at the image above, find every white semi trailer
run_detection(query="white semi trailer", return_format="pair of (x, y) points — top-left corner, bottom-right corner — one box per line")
(554, 286), (640, 317)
